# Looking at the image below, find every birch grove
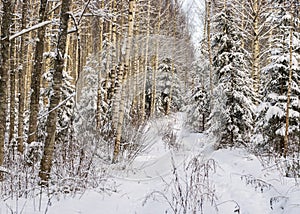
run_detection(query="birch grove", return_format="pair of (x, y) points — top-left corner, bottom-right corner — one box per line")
(0, 0), (299, 203)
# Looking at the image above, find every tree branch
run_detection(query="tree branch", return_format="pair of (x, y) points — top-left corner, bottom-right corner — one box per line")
(9, 20), (52, 41)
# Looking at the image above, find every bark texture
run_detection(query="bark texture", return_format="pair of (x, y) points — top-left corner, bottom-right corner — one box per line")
(39, 0), (71, 183)
(27, 0), (49, 144)
(17, 0), (29, 153)
(112, 0), (136, 163)
(0, 0), (13, 172)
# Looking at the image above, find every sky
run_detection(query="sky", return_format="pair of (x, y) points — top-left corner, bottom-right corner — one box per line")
(181, 0), (205, 48)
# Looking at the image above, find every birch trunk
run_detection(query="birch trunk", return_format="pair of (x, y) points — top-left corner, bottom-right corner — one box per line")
(96, 1), (105, 129)
(166, 7), (176, 115)
(111, 0), (121, 131)
(241, 0), (245, 49)
(132, 6), (140, 121)
(0, 0), (13, 174)
(104, 1), (113, 103)
(27, 0), (49, 144)
(39, 0), (71, 183)
(18, 0), (29, 154)
(112, 0), (136, 163)
(141, 0), (151, 122)
(9, 2), (17, 146)
(150, 0), (162, 117)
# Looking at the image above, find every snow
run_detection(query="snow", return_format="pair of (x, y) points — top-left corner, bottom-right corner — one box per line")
(9, 21), (52, 41)
(1, 113), (300, 214)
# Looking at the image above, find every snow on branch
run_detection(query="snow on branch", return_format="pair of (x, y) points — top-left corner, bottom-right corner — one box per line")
(0, 166), (10, 174)
(38, 92), (76, 120)
(9, 21), (52, 41)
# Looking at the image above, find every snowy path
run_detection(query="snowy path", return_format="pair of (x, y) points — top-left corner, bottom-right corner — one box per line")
(47, 112), (207, 214)
(2, 113), (300, 213)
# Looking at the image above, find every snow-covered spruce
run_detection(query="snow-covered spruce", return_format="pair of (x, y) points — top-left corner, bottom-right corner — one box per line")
(146, 58), (184, 116)
(188, 85), (210, 133)
(253, 6), (300, 157)
(209, 8), (255, 147)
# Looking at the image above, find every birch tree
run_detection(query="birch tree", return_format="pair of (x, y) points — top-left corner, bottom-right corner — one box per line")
(39, 0), (71, 183)
(8, 2), (17, 147)
(112, 0), (136, 163)
(17, 0), (29, 153)
(27, 0), (48, 145)
(0, 0), (14, 174)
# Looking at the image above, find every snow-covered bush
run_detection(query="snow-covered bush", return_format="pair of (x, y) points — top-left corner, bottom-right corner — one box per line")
(144, 155), (217, 213)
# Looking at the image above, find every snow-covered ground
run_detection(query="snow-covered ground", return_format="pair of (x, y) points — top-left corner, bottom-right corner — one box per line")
(1, 113), (300, 214)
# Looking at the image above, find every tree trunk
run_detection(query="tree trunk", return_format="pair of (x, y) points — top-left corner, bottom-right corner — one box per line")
(112, 0), (136, 163)
(27, 0), (49, 144)
(207, 0), (213, 95)
(252, 0), (260, 104)
(150, 0), (162, 117)
(0, 0), (13, 175)
(9, 2), (17, 147)
(39, 0), (71, 183)
(166, 4), (177, 115)
(96, 1), (105, 129)
(241, 0), (245, 49)
(111, 0), (120, 131)
(131, 5), (140, 122)
(284, 10), (294, 158)
(18, 0), (29, 154)
(141, 0), (151, 122)
(104, 0), (113, 104)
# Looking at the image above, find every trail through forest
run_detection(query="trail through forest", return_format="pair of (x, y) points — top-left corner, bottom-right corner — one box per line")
(2, 113), (299, 214)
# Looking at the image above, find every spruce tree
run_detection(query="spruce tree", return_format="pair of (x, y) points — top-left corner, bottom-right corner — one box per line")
(188, 85), (209, 133)
(209, 7), (255, 147)
(154, 58), (184, 115)
(253, 5), (300, 155)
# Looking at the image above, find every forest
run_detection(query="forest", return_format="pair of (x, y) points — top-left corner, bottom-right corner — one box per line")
(0, 0), (300, 213)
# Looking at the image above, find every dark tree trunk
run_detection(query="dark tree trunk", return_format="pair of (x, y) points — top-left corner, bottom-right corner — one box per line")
(27, 0), (48, 144)
(39, 0), (71, 183)
(17, 0), (29, 154)
(0, 0), (13, 178)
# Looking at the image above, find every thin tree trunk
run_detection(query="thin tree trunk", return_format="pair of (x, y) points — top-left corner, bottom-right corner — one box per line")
(241, 0), (245, 49)
(104, 0), (113, 103)
(252, 0), (260, 104)
(150, 0), (162, 117)
(27, 0), (49, 144)
(0, 0), (13, 174)
(166, 4), (177, 115)
(39, 0), (71, 183)
(42, 1), (55, 107)
(96, 1), (105, 129)
(111, 0), (120, 131)
(24, 0), (37, 111)
(18, 0), (29, 154)
(111, 0), (117, 63)
(141, 0), (151, 121)
(284, 10), (294, 158)
(207, 0), (213, 95)
(113, 0), (136, 163)
(9, 2), (17, 146)
(132, 6), (140, 121)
